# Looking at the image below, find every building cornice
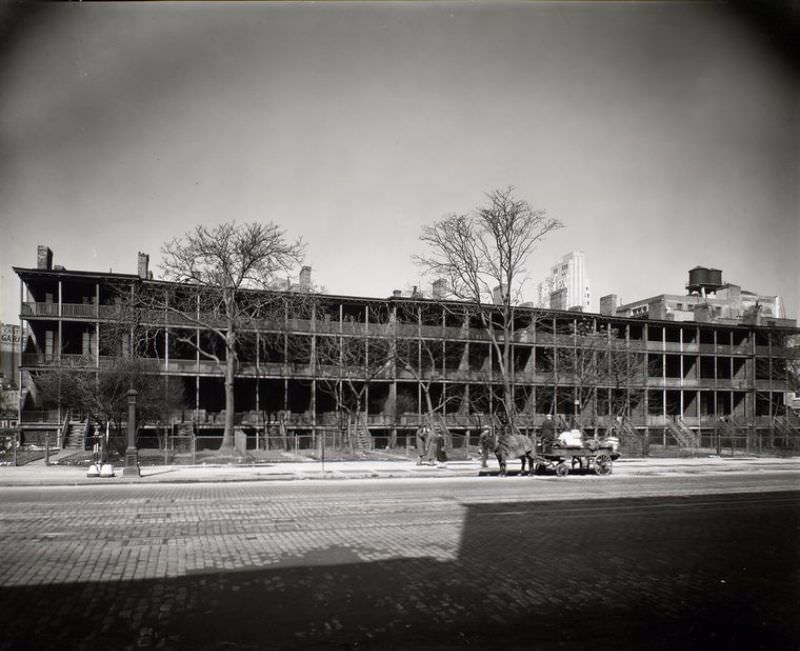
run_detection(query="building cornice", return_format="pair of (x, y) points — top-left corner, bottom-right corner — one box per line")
(14, 266), (799, 333)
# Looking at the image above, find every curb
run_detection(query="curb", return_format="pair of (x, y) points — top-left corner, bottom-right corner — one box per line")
(1, 460), (798, 488)
(0, 470), (481, 488)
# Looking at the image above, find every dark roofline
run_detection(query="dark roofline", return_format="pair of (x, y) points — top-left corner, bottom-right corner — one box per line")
(688, 265), (722, 272)
(14, 266), (798, 333)
(616, 294), (668, 308)
(13, 266), (139, 281)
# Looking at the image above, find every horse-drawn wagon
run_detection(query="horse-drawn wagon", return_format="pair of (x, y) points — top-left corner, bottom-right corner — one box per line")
(480, 426), (619, 477)
(535, 444), (619, 477)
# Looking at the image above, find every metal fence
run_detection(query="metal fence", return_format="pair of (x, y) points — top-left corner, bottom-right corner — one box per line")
(647, 427), (800, 457)
(0, 429), (51, 466)
(121, 427), (484, 465)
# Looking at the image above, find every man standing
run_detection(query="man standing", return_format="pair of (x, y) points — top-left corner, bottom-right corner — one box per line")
(478, 426), (491, 468)
(415, 426), (428, 465)
(540, 414), (556, 453)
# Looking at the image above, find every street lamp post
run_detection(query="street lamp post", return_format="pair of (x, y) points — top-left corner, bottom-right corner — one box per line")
(123, 389), (140, 477)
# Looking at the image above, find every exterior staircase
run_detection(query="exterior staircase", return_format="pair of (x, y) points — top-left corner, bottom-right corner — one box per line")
(175, 422), (194, 453)
(352, 413), (372, 452)
(774, 415), (799, 436)
(773, 415), (800, 449)
(63, 421), (88, 451)
(718, 416), (750, 453)
(665, 417), (699, 449)
(616, 418), (643, 455)
(617, 419), (640, 440)
(719, 416), (745, 439)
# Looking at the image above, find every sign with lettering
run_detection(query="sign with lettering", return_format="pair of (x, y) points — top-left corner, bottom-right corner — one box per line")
(0, 325), (21, 346)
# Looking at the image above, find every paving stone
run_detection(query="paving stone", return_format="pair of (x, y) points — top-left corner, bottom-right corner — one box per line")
(0, 481), (797, 649)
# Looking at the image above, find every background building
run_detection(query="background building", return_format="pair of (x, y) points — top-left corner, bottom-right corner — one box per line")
(536, 251), (591, 312)
(0, 323), (21, 388)
(0, 322), (21, 426)
(610, 267), (790, 327)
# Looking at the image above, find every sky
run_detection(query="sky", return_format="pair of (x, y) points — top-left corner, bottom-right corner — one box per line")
(1, 1), (798, 323)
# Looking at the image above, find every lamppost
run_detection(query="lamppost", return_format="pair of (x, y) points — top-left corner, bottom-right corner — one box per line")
(123, 389), (140, 477)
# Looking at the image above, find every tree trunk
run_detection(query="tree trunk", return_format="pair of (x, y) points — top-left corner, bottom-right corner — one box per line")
(219, 296), (238, 451)
(501, 319), (516, 428)
(502, 374), (516, 431)
(220, 343), (236, 449)
(423, 387), (434, 426)
(355, 397), (364, 451)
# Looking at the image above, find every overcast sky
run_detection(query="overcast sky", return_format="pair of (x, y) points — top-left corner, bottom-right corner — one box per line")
(1, 2), (797, 323)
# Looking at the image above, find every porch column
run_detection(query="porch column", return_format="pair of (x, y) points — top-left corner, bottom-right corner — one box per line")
(57, 279), (62, 364)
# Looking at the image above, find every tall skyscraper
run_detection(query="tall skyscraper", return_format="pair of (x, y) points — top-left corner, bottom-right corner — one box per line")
(535, 251), (591, 311)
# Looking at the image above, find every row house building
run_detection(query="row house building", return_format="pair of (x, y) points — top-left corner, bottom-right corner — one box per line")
(12, 246), (800, 455)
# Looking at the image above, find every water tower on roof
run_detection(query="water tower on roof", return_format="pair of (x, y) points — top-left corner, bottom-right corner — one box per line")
(686, 266), (723, 297)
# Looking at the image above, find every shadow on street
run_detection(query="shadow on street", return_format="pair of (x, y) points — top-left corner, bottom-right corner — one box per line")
(2, 492), (798, 650)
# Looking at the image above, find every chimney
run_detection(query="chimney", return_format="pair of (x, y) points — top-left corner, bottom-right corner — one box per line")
(37, 245), (53, 270)
(492, 284), (506, 305)
(298, 265), (312, 289)
(137, 252), (150, 279)
(431, 278), (447, 300)
(392, 289), (402, 298)
(599, 294), (618, 316)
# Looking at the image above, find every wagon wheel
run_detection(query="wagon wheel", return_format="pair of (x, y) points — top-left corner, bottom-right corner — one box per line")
(555, 463), (569, 478)
(595, 454), (613, 475)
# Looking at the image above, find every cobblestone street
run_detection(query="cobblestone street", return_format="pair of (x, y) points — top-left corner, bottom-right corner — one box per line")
(1, 474), (798, 650)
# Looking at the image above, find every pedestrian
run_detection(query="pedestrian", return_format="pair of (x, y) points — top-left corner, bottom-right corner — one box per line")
(415, 426), (428, 465)
(495, 422), (512, 476)
(92, 424), (102, 464)
(540, 414), (555, 454)
(423, 427), (438, 465)
(478, 426), (491, 468)
(435, 429), (447, 464)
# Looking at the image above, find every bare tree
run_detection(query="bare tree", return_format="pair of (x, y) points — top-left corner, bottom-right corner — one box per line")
(132, 222), (305, 449)
(549, 319), (649, 431)
(36, 357), (184, 456)
(393, 302), (463, 442)
(311, 302), (395, 451)
(787, 335), (800, 395)
(414, 187), (562, 428)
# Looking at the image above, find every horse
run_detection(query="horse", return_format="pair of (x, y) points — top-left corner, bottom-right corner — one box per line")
(481, 428), (537, 476)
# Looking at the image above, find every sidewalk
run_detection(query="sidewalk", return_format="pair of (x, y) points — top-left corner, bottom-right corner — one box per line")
(0, 455), (798, 487)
